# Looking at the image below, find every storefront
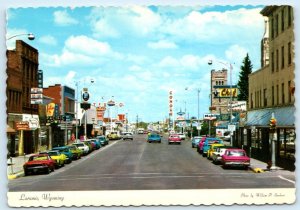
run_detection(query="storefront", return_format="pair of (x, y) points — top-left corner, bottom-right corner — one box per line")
(240, 106), (295, 170)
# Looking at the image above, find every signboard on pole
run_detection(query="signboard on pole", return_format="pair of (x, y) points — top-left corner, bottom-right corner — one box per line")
(228, 124), (236, 132)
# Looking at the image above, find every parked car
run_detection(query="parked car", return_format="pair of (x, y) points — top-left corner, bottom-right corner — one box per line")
(211, 146), (234, 164)
(89, 139), (101, 149)
(107, 131), (121, 140)
(73, 142), (89, 155)
(168, 134), (181, 144)
(221, 148), (250, 169)
(147, 133), (161, 143)
(39, 150), (66, 168)
(197, 136), (208, 153)
(177, 133), (186, 140)
(84, 140), (96, 151)
(202, 138), (223, 157)
(122, 132), (133, 140)
(67, 145), (83, 159)
(191, 136), (202, 148)
(23, 154), (55, 176)
(97, 136), (109, 146)
(52, 146), (73, 163)
(207, 143), (224, 159)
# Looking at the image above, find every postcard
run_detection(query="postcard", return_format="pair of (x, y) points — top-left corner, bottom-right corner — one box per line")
(5, 1), (296, 207)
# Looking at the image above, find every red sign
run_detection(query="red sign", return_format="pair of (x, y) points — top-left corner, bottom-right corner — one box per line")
(15, 122), (30, 130)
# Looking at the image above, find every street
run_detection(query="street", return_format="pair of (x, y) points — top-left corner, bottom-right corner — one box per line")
(8, 134), (295, 192)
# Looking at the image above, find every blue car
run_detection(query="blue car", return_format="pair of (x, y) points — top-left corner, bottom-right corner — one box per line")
(147, 133), (162, 143)
(90, 139), (101, 149)
(191, 136), (202, 148)
(202, 138), (223, 157)
(52, 146), (73, 163)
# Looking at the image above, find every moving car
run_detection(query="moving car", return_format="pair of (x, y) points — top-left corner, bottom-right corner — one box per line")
(39, 150), (66, 168)
(122, 132), (133, 140)
(73, 142), (89, 155)
(52, 146), (73, 163)
(177, 133), (186, 140)
(191, 136), (202, 148)
(147, 133), (161, 143)
(221, 148), (250, 169)
(168, 134), (181, 144)
(23, 154), (55, 176)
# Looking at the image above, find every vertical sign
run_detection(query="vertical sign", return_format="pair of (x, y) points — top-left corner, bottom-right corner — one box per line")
(169, 91), (173, 116)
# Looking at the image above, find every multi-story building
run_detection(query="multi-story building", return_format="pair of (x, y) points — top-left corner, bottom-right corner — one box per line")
(43, 84), (75, 147)
(243, 6), (295, 170)
(6, 40), (40, 156)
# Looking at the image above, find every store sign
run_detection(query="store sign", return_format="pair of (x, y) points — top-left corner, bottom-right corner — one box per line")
(229, 101), (247, 112)
(22, 114), (40, 130)
(15, 121), (30, 130)
(204, 114), (217, 120)
(169, 91), (173, 116)
(214, 87), (238, 98)
(30, 87), (44, 104)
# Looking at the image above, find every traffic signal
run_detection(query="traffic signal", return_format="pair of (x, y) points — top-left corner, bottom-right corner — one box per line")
(269, 118), (277, 130)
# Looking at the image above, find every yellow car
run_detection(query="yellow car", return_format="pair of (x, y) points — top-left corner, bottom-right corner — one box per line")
(67, 145), (83, 160)
(40, 150), (67, 168)
(207, 143), (224, 160)
(107, 131), (121, 140)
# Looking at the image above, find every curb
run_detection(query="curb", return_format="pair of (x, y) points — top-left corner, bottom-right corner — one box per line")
(7, 171), (24, 180)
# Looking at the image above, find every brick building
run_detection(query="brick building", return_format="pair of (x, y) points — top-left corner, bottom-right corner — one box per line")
(6, 40), (39, 156)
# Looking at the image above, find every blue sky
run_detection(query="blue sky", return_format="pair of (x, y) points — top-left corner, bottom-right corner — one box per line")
(6, 5), (265, 123)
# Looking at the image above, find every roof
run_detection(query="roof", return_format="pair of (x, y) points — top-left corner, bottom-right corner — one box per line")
(245, 106), (295, 128)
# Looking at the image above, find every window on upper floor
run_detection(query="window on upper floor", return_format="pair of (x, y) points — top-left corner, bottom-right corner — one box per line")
(281, 9), (285, 32)
(288, 42), (292, 65)
(281, 46), (285, 69)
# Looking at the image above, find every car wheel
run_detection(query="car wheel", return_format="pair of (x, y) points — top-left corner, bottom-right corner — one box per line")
(45, 167), (50, 174)
(51, 166), (55, 172)
(159, 141), (161, 143)
(24, 170), (29, 176)
(202, 153), (206, 157)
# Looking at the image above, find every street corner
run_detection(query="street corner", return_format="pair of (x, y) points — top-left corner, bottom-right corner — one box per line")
(8, 171), (24, 180)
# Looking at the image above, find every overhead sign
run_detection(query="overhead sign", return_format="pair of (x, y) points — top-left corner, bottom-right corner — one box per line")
(203, 114), (217, 120)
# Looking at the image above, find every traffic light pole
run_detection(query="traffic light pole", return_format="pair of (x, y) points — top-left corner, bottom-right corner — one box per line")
(269, 112), (277, 170)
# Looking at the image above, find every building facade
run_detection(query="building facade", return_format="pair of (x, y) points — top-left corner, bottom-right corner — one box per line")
(43, 84), (75, 147)
(6, 40), (39, 156)
(241, 6), (295, 170)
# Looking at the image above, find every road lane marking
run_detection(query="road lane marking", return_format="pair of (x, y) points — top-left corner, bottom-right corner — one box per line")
(278, 175), (295, 184)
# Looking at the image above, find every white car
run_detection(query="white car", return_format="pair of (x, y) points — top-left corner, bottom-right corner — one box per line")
(73, 142), (89, 155)
(177, 133), (186, 140)
(122, 132), (133, 140)
(211, 146), (232, 164)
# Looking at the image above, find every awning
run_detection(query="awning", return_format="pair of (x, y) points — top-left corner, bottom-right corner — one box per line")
(6, 125), (16, 133)
(245, 106), (295, 128)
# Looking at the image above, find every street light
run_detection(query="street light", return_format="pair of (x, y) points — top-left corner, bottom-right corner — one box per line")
(7, 33), (35, 40)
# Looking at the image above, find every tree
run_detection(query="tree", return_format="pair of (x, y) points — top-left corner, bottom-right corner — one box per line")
(237, 53), (253, 101)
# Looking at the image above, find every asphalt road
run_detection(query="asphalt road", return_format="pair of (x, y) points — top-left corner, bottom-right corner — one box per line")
(8, 134), (295, 191)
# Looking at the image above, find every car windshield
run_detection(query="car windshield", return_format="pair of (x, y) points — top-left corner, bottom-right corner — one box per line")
(74, 143), (84, 147)
(227, 151), (246, 156)
(207, 139), (221, 145)
(69, 146), (76, 150)
(48, 151), (59, 156)
(150, 134), (159, 137)
(30, 156), (48, 161)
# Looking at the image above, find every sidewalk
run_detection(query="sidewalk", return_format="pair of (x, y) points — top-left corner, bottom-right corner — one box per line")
(7, 155), (30, 180)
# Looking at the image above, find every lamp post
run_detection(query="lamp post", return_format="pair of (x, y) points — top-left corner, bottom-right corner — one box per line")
(197, 89), (201, 136)
(7, 33), (35, 40)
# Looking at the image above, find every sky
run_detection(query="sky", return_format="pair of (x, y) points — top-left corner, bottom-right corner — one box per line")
(6, 5), (266, 123)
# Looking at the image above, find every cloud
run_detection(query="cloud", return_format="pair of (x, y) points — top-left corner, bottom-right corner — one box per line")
(40, 35), (122, 67)
(225, 44), (248, 62)
(54, 10), (78, 26)
(147, 40), (178, 49)
(38, 35), (57, 46)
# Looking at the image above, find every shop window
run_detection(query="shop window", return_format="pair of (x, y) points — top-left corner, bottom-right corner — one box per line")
(279, 129), (295, 160)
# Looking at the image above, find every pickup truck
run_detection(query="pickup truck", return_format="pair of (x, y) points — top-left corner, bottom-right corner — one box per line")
(122, 132), (133, 140)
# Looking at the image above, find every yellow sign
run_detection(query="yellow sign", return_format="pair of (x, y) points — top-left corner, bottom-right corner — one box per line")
(216, 88), (238, 98)
(46, 103), (55, 116)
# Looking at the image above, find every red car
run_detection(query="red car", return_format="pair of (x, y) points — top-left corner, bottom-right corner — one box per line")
(197, 136), (207, 154)
(23, 154), (55, 176)
(221, 148), (250, 169)
(168, 134), (181, 144)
